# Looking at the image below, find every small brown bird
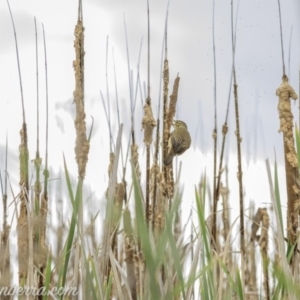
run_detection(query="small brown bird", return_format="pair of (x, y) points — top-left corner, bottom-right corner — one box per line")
(164, 120), (191, 166)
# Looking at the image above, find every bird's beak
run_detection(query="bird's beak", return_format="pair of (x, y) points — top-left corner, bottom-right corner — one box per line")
(172, 120), (176, 126)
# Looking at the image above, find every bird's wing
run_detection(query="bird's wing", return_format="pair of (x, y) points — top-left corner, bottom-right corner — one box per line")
(171, 128), (190, 154)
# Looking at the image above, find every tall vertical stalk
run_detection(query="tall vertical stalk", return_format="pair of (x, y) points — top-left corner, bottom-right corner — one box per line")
(0, 133), (9, 291)
(211, 0), (218, 249)
(7, 0), (29, 282)
(34, 18), (45, 299)
(72, 1), (90, 296)
(2, 133), (8, 238)
(105, 35), (113, 153)
(146, 0), (151, 226)
(112, 49), (124, 169)
(152, 119), (160, 230)
(277, 0), (286, 76)
(298, 68), (300, 127)
(34, 18), (42, 215)
(42, 24), (49, 198)
(142, 0), (156, 225)
(276, 0), (299, 269)
(231, 0), (245, 286)
(277, 76), (299, 268)
(162, 9), (170, 200)
(215, 0), (240, 203)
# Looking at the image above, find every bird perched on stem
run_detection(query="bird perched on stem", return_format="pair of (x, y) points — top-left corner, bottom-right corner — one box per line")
(164, 120), (191, 166)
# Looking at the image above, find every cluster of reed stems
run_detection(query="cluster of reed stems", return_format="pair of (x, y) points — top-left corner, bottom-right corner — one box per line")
(0, 0), (300, 299)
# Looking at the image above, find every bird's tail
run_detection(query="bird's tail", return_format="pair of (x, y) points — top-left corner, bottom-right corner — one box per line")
(164, 152), (174, 166)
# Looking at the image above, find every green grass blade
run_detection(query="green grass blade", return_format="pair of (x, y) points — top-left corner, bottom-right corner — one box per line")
(165, 194), (186, 299)
(63, 153), (75, 206)
(85, 256), (99, 300)
(194, 183), (214, 299)
(88, 116), (94, 142)
(295, 125), (300, 169)
(104, 273), (114, 300)
(132, 162), (160, 299)
(42, 253), (53, 300)
(274, 159), (284, 234)
(218, 259), (239, 296)
(58, 161), (82, 298)
(235, 269), (244, 300)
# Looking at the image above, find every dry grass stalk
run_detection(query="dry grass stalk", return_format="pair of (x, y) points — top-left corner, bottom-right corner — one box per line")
(0, 220), (10, 293)
(220, 183), (232, 269)
(125, 236), (137, 300)
(72, 13), (89, 297)
(6, 2), (31, 282)
(73, 19), (90, 179)
(215, 111), (230, 255)
(150, 162), (160, 225)
(111, 183), (125, 256)
(165, 161), (174, 203)
(105, 151), (116, 278)
(18, 123), (29, 281)
(1, 193), (9, 246)
(166, 76), (180, 127)
(245, 242), (258, 300)
(135, 249), (145, 300)
(34, 23), (51, 295)
(34, 16), (42, 217)
(250, 208), (270, 299)
(32, 195), (48, 264)
(152, 169), (167, 284)
(142, 99), (156, 225)
(244, 202), (258, 300)
(105, 177), (120, 281)
(230, 0), (245, 287)
(164, 76), (180, 202)
(276, 75), (299, 265)
(250, 208), (262, 243)
(39, 193), (47, 249)
(142, 100), (156, 147)
(162, 59), (170, 181)
(34, 170), (41, 208)
(151, 119), (160, 230)
(38, 265), (45, 300)
(131, 144), (141, 181)
(216, 125), (229, 200)
(124, 208), (138, 299)
(145, 0), (151, 125)
(108, 152), (115, 179)
(161, 63), (171, 266)
(102, 125), (123, 286)
(260, 208), (270, 300)
(211, 0), (218, 252)
(19, 124), (29, 205)
(106, 182), (125, 299)
(153, 171), (165, 235)
(233, 79), (245, 275)
(277, 75), (299, 168)
(27, 208), (35, 291)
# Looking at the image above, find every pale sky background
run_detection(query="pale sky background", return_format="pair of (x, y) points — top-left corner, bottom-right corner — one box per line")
(0, 0), (300, 288)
